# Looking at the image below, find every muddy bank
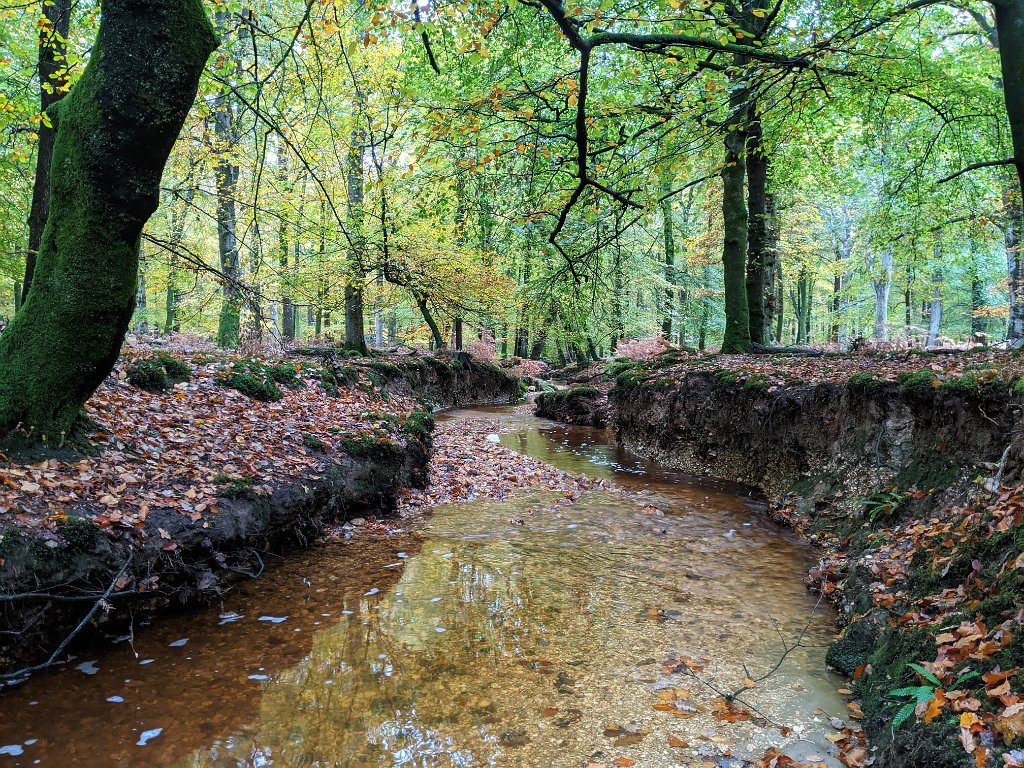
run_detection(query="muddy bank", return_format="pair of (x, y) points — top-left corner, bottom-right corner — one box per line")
(537, 355), (1024, 768)
(0, 356), (519, 680)
(611, 369), (1017, 500)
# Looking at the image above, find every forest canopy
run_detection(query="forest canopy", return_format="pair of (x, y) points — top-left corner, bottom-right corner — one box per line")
(0, 0), (1021, 366)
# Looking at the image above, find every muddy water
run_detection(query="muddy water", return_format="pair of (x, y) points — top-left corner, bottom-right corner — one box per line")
(0, 407), (848, 768)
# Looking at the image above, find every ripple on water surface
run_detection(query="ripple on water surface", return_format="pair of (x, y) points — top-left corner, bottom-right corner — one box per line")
(0, 408), (848, 768)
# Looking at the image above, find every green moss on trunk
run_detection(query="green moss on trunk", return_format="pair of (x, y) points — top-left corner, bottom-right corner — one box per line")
(0, 0), (217, 441)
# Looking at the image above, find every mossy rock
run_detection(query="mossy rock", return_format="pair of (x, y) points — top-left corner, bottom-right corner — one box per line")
(940, 374), (1008, 399)
(847, 372), (884, 392)
(338, 434), (405, 461)
(826, 616), (882, 676)
(212, 473), (253, 498)
(301, 432), (325, 451)
(220, 372), (282, 402)
(217, 359), (304, 402)
(403, 411), (435, 443)
(897, 369), (937, 395)
(893, 456), (959, 492)
(126, 353), (191, 393)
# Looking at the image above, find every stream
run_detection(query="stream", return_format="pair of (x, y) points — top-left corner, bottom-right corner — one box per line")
(0, 406), (848, 768)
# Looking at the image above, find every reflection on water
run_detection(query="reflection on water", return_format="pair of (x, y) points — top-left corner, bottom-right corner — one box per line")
(0, 408), (846, 768)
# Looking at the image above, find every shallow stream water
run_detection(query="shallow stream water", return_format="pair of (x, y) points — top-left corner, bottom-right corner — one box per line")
(0, 407), (848, 767)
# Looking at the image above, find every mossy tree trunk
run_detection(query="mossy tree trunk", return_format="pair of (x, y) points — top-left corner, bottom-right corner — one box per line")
(0, 0), (216, 440)
(994, 0), (1024, 197)
(344, 109), (368, 355)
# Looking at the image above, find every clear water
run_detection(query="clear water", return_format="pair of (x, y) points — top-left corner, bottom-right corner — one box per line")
(0, 407), (847, 767)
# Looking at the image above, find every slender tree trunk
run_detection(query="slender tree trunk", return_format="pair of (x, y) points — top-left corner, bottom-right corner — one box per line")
(344, 98), (367, 355)
(966, 239), (986, 341)
(762, 193), (779, 341)
(134, 253), (148, 334)
(23, 0), (72, 302)
(926, 267), (943, 347)
(213, 14), (241, 348)
(415, 291), (445, 348)
(698, 264), (712, 351)
(374, 271), (384, 346)
(721, 87), (751, 353)
(163, 187), (193, 334)
(774, 267), (784, 344)
(1005, 198), (1024, 340)
(929, 240), (942, 346)
(0, 0), (216, 438)
(795, 269), (809, 345)
(745, 101), (768, 345)
(871, 251), (893, 341)
(831, 259), (842, 344)
(660, 175), (675, 338)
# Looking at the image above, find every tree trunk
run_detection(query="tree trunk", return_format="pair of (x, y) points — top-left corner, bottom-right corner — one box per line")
(660, 176), (675, 338)
(134, 254), (148, 335)
(698, 263), (712, 351)
(971, 244), (987, 340)
(213, 14), (241, 349)
(774, 267), (784, 344)
(721, 88), (751, 353)
(762, 193), (779, 342)
(745, 102), (768, 345)
(373, 271), (385, 346)
(994, 0), (1024, 196)
(926, 267), (943, 347)
(871, 251), (893, 341)
(0, 0), (216, 438)
(23, 0), (72, 301)
(344, 102), (367, 355)
(1005, 198), (1024, 340)
(415, 291), (445, 348)
(163, 186), (193, 334)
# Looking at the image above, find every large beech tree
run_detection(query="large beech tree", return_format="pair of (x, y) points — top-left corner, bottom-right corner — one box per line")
(0, 0), (216, 440)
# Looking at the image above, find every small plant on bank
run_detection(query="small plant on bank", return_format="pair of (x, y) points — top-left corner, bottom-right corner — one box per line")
(861, 488), (910, 522)
(888, 664), (978, 731)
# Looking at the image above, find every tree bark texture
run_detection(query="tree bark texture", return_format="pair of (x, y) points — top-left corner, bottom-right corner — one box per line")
(0, 0), (216, 439)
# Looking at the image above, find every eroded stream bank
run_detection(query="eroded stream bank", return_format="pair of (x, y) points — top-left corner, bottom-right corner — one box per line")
(0, 407), (856, 768)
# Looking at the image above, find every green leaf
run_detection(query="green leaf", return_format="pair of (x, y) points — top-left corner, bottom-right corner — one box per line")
(908, 663), (942, 687)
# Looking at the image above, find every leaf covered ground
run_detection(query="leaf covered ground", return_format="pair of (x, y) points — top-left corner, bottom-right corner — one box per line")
(0, 350), (418, 542)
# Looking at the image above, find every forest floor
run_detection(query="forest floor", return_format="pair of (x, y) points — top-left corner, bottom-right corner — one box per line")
(0, 349), (416, 540)
(542, 348), (1024, 768)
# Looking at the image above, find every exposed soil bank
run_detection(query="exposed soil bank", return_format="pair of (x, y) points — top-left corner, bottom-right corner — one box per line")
(0, 354), (519, 680)
(537, 353), (1024, 768)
